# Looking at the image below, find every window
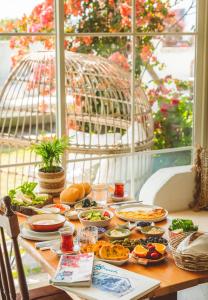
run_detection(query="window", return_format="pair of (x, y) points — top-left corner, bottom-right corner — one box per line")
(0, 0), (206, 197)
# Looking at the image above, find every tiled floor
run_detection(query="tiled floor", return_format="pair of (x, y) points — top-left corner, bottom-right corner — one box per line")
(178, 283), (208, 300)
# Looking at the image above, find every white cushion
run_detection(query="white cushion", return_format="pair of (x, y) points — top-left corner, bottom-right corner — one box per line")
(139, 165), (195, 212)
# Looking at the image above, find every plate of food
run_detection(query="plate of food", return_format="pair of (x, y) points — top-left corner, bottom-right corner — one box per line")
(140, 226), (165, 237)
(80, 241), (129, 266)
(60, 183), (92, 206)
(115, 204), (168, 223)
(43, 203), (70, 214)
(5, 182), (52, 216)
(74, 198), (102, 210)
(105, 228), (131, 240)
(78, 209), (113, 227)
(131, 243), (167, 265)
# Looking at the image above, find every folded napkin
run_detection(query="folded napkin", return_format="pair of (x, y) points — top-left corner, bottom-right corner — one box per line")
(177, 232), (208, 255)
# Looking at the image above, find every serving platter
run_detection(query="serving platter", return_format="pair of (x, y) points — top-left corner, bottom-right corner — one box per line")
(20, 221), (75, 241)
(115, 203), (168, 223)
(96, 256), (129, 266)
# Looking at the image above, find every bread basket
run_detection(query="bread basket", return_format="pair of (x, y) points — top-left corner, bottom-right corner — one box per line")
(169, 232), (208, 272)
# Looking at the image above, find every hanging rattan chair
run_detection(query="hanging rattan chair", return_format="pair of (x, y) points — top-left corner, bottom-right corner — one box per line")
(0, 50), (153, 154)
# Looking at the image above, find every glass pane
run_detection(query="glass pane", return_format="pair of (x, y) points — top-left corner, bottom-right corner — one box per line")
(64, 0), (131, 33)
(64, 36), (133, 155)
(137, 35), (195, 149)
(0, 36), (56, 197)
(0, 0), (54, 33)
(136, 0), (196, 33)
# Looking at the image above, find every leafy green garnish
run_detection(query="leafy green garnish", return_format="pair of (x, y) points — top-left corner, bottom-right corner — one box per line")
(169, 219), (198, 232)
(8, 181), (47, 207)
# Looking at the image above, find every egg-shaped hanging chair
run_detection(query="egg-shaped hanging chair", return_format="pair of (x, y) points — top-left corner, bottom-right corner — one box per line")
(0, 50), (153, 154)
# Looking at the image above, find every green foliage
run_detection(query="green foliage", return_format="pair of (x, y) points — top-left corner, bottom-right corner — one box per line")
(30, 136), (69, 172)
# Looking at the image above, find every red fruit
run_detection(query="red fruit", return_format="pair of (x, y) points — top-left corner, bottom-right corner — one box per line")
(150, 252), (160, 260)
(103, 211), (110, 217)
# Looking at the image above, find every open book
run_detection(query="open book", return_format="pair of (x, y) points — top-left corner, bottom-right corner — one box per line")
(54, 260), (160, 300)
(51, 253), (94, 287)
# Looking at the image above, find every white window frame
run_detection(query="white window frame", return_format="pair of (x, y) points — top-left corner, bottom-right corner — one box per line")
(0, 0), (207, 195)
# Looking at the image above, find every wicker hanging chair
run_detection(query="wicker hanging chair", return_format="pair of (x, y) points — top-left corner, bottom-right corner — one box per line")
(0, 51), (153, 154)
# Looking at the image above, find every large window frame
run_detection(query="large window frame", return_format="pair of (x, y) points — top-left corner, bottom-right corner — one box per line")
(0, 0), (207, 196)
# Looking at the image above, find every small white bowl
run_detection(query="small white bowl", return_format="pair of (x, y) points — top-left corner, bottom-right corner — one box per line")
(78, 209), (114, 227)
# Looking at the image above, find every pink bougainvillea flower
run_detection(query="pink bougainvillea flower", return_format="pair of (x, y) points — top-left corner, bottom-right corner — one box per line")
(109, 51), (129, 70)
(171, 98), (180, 106)
(120, 3), (131, 17)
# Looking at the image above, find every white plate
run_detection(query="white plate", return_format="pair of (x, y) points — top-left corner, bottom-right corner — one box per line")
(43, 204), (70, 214)
(110, 194), (130, 202)
(115, 204), (168, 223)
(61, 195), (90, 206)
(50, 242), (80, 256)
(95, 256), (129, 266)
(20, 221), (75, 241)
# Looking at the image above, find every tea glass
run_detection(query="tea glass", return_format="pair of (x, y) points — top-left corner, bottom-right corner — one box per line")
(59, 226), (74, 253)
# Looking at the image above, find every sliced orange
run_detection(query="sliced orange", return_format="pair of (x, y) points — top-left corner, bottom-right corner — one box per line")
(133, 245), (148, 258)
(152, 243), (166, 254)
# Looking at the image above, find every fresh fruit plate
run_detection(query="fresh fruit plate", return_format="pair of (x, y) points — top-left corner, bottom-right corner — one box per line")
(131, 243), (167, 265)
(115, 204), (168, 223)
(130, 252), (167, 265)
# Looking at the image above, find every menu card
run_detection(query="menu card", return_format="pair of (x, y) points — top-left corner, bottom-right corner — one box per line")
(51, 253), (94, 287)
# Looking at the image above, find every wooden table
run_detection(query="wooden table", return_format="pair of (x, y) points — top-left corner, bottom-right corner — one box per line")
(18, 214), (208, 300)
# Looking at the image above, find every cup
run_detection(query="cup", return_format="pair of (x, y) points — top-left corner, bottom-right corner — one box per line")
(91, 184), (108, 206)
(114, 182), (125, 198)
(59, 226), (74, 253)
(78, 226), (98, 248)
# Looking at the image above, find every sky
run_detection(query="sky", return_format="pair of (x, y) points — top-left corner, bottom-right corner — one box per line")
(0, 0), (41, 19)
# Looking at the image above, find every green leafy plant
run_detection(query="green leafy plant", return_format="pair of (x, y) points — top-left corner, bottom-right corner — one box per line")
(30, 136), (69, 173)
(169, 219), (198, 232)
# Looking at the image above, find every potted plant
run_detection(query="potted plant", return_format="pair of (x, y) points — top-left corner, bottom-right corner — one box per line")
(31, 136), (69, 196)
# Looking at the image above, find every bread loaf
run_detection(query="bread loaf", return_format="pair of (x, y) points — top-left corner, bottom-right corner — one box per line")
(60, 187), (80, 203)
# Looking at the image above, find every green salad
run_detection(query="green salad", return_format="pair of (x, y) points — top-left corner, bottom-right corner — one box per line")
(8, 182), (48, 206)
(169, 219), (198, 232)
(82, 210), (110, 221)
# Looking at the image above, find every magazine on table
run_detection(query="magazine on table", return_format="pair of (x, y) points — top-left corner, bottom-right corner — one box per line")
(54, 260), (160, 300)
(51, 253), (94, 287)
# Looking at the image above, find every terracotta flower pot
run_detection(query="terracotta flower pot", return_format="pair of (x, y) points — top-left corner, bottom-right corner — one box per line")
(38, 167), (65, 196)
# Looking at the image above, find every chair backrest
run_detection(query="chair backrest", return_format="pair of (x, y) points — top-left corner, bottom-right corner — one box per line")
(0, 196), (29, 300)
